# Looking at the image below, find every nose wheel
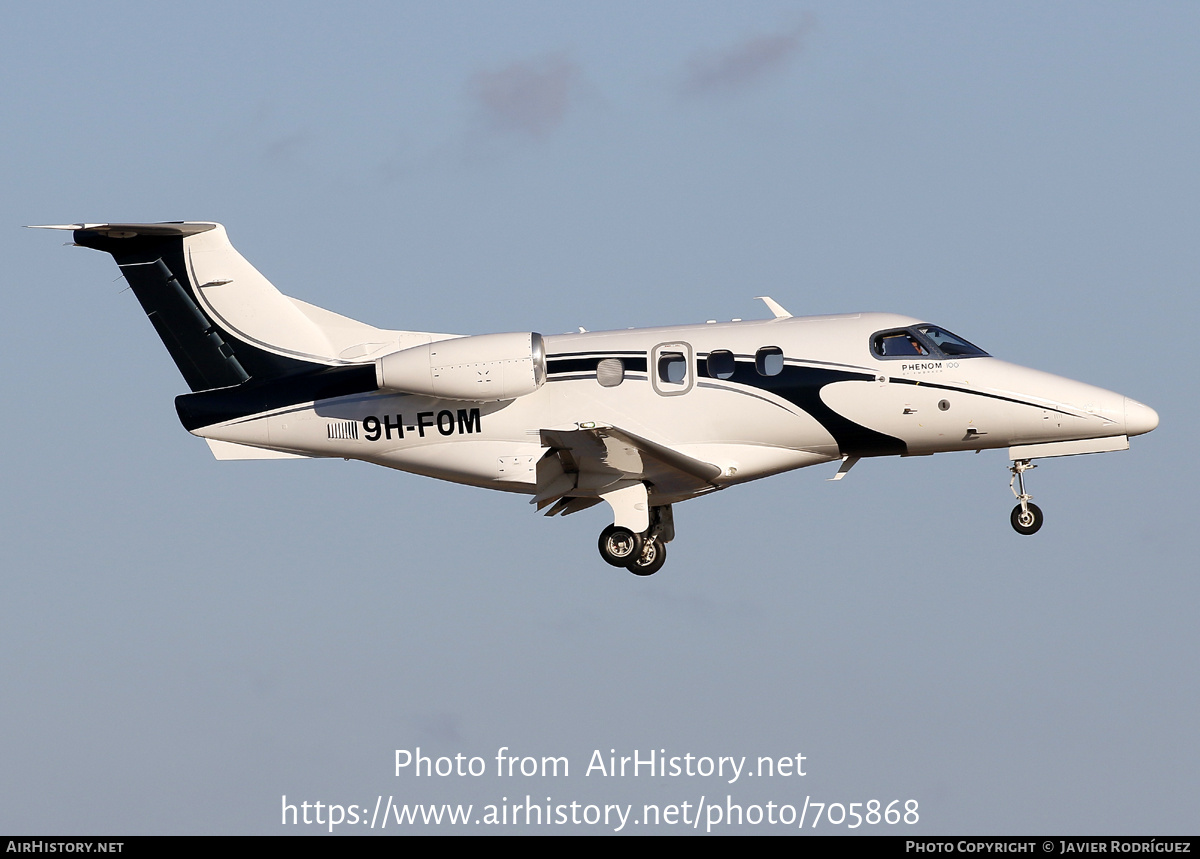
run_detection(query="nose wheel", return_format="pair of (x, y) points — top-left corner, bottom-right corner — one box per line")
(1008, 459), (1044, 535)
(1010, 502), (1044, 535)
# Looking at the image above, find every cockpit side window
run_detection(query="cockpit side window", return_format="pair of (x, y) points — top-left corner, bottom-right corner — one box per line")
(916, 326), (989, 357)
(872, 331), (930, 358)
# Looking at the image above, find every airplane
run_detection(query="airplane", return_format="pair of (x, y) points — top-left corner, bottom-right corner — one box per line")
(33, 221), (1159, 575)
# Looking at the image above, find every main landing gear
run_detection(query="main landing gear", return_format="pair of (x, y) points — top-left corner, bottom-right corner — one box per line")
(1008, 459), (1044, 535)
(597, 505), (673, 576)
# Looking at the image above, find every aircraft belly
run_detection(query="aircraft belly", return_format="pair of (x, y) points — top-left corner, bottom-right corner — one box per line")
(199, 409), (371, 458)
(192, 393), (541, 486)
(335, 394), (541, 488)
(373, 440), (543, 492)
(1007, 408), (1095, 446)
(193, 414), (274, 448)
(675, 444), (835, 483)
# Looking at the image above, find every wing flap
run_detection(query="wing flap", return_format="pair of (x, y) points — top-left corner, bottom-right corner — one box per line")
(532, 424), (721, 513)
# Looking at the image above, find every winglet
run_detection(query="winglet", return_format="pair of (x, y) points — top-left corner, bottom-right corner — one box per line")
(755, 296), (793, 319)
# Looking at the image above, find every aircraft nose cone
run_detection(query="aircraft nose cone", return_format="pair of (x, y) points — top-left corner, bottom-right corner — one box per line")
(1124, 397), (1159, 437)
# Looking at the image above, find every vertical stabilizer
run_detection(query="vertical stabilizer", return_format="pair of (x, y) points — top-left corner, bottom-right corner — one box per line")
(64, 222), (320, 391)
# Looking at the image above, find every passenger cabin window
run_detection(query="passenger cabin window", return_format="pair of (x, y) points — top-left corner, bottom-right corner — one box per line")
(706, 350), (736, 380)
(658, 352), (686, 383)
(651, 342), (693, 396)
(756, 346), (784, 376)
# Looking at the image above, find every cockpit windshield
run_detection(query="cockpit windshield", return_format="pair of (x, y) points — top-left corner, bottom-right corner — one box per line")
(871, 325), (989, 360)
(915, 326), (989, 357)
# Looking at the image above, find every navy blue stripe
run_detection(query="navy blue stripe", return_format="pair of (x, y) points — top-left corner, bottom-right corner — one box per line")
(548, 356), (647, 376)
(701, 358), (907, 457)
(548, 350), (646, 358)
(174, 365), (378, 431)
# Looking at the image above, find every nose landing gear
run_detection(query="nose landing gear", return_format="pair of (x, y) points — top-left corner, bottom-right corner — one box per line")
(1010, 502), (1044, 535)
(1009, 459), (1044, 535)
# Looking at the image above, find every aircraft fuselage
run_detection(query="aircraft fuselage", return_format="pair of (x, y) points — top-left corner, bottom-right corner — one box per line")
(195, 312), (1155, 507)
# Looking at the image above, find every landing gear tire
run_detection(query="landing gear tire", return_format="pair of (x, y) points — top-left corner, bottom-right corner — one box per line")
(598, 525), (643, 567)
(1010, 502), (1044, 536)
(626, 539), (667, 576)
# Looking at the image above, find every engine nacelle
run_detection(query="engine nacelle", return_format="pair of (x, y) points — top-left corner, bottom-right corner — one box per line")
(375, 332), (546, 401)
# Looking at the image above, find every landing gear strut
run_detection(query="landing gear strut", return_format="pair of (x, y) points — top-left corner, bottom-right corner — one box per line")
(1008, 459), (1044, 535)
(597, 504), (674, 575)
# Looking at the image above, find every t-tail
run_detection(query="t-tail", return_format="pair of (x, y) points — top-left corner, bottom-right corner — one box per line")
(31, 222), (446, 435)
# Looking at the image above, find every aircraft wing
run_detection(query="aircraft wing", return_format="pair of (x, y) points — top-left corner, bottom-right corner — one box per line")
(534, 424), (722, 516)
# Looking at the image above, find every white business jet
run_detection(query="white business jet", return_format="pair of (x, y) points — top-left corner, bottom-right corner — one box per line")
(35, 222), (1158, 575)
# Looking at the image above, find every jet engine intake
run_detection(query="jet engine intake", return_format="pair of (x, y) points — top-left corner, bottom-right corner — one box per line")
(375, 332), (546, 401)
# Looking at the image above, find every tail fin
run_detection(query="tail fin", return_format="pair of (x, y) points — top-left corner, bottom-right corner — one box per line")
(37, 221), (460, 431)
(53, 222), (330, 390)
(34, 221), (402, 431)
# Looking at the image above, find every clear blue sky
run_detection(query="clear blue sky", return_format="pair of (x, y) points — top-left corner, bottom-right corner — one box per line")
(3, 1), (1196, 834)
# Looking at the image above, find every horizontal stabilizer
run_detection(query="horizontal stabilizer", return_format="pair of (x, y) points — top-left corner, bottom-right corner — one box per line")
(29, 222), (218, 237)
